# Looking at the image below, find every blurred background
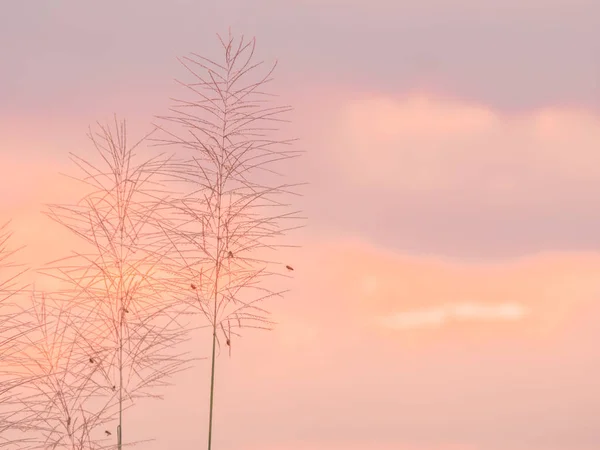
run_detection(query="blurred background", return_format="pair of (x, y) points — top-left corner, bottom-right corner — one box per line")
(2, 1), (600, 448)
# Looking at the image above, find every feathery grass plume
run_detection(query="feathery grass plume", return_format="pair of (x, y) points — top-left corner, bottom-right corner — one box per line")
(38, 117), (195, 449)
(151, 30), (305, 449)
(0, 221), (41, 448)
(15, 290), (119, 450)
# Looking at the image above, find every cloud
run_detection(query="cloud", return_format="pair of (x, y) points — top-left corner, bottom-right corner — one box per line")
(144, 238), (600, 450)
(303, 93), (600, 257)
(288, 238), (600, 340)
(378, 302), (529, 330)
(328, 94), (600, 194)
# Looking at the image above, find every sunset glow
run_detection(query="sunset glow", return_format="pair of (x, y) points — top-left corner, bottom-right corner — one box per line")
(2, 1), (600, 449)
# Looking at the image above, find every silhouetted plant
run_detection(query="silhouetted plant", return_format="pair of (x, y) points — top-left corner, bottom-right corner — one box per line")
(16, 290), (119, 449)
(30, 117), (194, 449)
(151, 30), (305, 449)
(0, 221), (36, 448)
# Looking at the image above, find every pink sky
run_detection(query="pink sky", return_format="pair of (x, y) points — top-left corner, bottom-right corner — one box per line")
(2, 1), (600, 449)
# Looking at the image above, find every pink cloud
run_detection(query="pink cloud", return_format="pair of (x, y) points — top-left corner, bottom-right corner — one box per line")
(3, 87), (600, 449)
(133, 239), (600, 450)
(326, 94), (600, 198)
(291, 238), (600, 333)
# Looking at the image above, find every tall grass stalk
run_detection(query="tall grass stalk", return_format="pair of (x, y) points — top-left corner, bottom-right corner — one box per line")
(152, 30), (305, 449)
(38, 117), (194, 449)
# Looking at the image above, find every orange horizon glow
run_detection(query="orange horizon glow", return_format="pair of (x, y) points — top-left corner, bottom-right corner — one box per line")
(3, 2), (600, 447)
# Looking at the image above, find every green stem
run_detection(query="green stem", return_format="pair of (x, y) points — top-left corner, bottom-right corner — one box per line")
(207, 316), (218, 450)
(118, 329), (123, 450)
(118, 296), (124, 450)
(208, 175), (223, 450)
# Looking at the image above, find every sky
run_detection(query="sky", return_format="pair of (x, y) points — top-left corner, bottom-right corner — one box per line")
(2, 0), (600, 449)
